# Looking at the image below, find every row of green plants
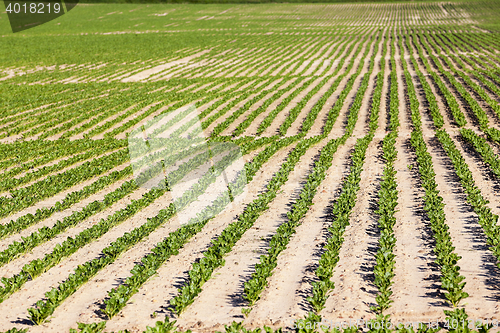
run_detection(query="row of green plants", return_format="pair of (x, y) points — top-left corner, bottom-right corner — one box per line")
(0, 175), (135, 268)
(436, 129), (500, 271)
(371, 126), (398, 315)
(427, 33), (500, 124)
(424, 32), (496, 112)
(289, 37), (344, 77)
(240, 30), (383, 311)
(239, 35), (327, 78)
(0, 140), (236, 305)
(8, 86), (149, 140)
(87, 79), (216, 140)
(304, 133), (373, 324)
(0, 138), (213, 270)
(231, 77), (306, 137)
(83, 95), (175, 140)
(4, 98), (108, 138)
(194, 35), (303, 79)
(449, 31), (500, 87)
(321, 33), (378, 136)
(0, 138), (110, 181)
(103, 99), (184, 140)
(169, 135), (321, 315)
(419, 33), (490, 130)
(159, 79), (257, 138)
(37, 105), (114, 140)
(0, 149), (130, 219)
(0, 167), (131, 240)
(79, 134), (302, 319)
(278, 33), (372, 136)
(26, 144), (247, 325)
(0, 140), (122, 193)
(255, 36), (357, 135)
(131, 79), (240, 139)
(400, 38), (475, 326)
(460, 129), (500, 179)
(433, 30), (500, 89)
(257, 36), (329, 79)
(210, 79), (285, 137)
(293, 31), (388, 332)
(370, 32), (397, 316)
(302, 32), (380, 136)
(0, 85), (97, 125)
(46, 316), (285, 333)
(409, 33), (467, 127)
(201, 79), (271, 131)
(403, 35), (444, 129)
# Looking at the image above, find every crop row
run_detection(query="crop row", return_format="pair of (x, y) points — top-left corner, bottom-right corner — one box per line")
(101, 134), (304, 318)
(400, 38), (472, 324)
(403, 35), (444, 129)
(0, 139), (109, 180)
(0, 148), (129, 219)
(460, 129), (500, 179)
(436, 129), (500, 272)
(370, 32), (397, 316)
(279, 32), (374, 136)
(0, 141), (121, 193)
(409, 33), (467, 127)
(0, 167), (131, 240)
(294, 32), (387, 332)
(0, 139), (231, 305)
(420, 33), (490, 129)
(255, 35), (358, 135)
(169, 135), (320, 315)
(0, 139), (211, 270)
(232, 77), (306, 137)
(27, 142), (247, 324)
(242, 30), (381, 307)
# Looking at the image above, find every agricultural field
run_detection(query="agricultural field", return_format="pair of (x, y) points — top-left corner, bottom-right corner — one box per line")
(1, 1), (500, 332)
